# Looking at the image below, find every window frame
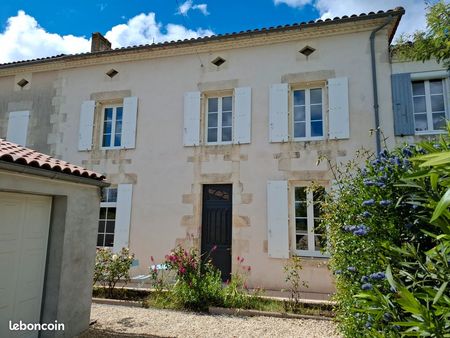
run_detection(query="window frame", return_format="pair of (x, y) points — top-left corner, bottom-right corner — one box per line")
(412, 78), (449, 135)
(290, 83), (326, 142)
(100, 104), (124, 149)
(204, 91), (234, 145)
(97, 187), (118, 248)
(291, 183), (329, 258)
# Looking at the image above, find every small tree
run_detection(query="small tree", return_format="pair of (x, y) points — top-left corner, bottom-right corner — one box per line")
(394, 1), (450, 69)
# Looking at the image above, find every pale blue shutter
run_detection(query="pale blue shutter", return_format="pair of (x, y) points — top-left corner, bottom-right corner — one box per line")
(233, 87), (252, 144)
(183, 92), (201, 146)
(122, 96), (138, 149)
(392, 73), (414, 136)
(267, 180), (289, 259)
(6, 111), (30, 146)
(328, 77), (350, 139)
(269, 84), (289, 142)
(78, 101), (95, 151)
(113, 184), (133, 252)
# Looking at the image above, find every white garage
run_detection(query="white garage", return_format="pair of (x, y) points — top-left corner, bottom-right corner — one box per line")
(0, 139), (107, 337)
(0, 193), (52, 338)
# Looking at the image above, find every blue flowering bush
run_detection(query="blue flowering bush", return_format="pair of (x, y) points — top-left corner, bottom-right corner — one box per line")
(321, 133), (450, 336)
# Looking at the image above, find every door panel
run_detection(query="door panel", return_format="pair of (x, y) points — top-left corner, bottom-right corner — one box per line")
(201, 185), (232, 282)
(0, 192), (52, 338)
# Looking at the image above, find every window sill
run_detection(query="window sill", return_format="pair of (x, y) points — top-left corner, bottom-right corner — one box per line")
(205, 141), (233, 146)
(294, 250), (330, 258)
(414, 130), (447, 136)
(100, 146), (124, 150)
(292, 137), (325, 142)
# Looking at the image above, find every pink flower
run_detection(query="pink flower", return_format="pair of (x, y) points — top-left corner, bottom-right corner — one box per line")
(150, 256), (154, 262)
(237, 256), (240, 262)
(240, 257), (245, 263)
(179, 267), (186, 275)
(247, 266), (251, 272)
(211, 245), (218, 252)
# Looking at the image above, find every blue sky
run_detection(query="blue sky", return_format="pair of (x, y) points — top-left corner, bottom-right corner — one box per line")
(0, 0), (431, 63)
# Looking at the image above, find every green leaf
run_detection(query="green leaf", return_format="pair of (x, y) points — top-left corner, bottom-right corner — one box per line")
(431, 188), (450, 222)
(385, 265), (397, 289)
(433, 282), (448, 305)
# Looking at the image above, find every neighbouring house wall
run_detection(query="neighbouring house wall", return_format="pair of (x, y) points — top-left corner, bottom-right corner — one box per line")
(0, 71), (58, 154)
(0, 169), (100, 337)
(391, 59), (450, 145)
(45, 25), (394, 294)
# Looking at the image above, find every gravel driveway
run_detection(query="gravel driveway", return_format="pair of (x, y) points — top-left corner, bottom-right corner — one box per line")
(80, 303), (341, 338)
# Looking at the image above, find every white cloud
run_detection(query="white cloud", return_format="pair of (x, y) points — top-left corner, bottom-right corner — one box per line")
(177, 0), (210, 16)
(273, 0), (313, 8)
(314, 0), (427, 38)
(0, 10), (214, 63)
(0, 10), (90, 63)
(104, 12), (213, 48)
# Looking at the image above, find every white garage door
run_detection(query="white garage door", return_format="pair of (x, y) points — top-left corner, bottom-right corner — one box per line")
(0, 192), (52, 338)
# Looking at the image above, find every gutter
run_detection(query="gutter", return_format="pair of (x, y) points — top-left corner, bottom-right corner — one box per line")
(0, 160), (109, 188)
(370, 16), (393, 154)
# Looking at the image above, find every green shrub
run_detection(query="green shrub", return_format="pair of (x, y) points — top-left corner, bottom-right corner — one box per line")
(222, 256), (254, 309)
(93, 247), (135, 298)
(323, 132), (450, 337)
(283, 256), (308, 314)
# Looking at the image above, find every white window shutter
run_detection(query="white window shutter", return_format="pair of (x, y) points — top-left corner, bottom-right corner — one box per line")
(183, 91), (201, 146)
(267, 180), (289, 259)
(269, 83), (289, 142)
(122, 96), (138, 149)
(78, 100), (95, 151)
(6, 111), (30, 146)
(233, 87), (252, 144)
(113, 184), (133, 252)
(328, 77), (349, 139)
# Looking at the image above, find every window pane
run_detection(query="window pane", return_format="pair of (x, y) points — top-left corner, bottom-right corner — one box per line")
(207, 128), (217, 142)
(433, 113), (446, 130)
(116, 107), (123, 121)
(413, 96), (426, 113)
(105, 234), (114, 247)
(208, 113), (218, 128)
(314, 219), (323, 234)
(314, 235), (324, 251)
(114, 134), (121, 147)
(431, 95), (445, 112)
(104, 108), (113, 120)
(412, 81), (425, 96)
(293, 90), (305, 106)
(107, 207), (116, 219)
(295, 187), (307, 201)
(294, 122), (306, 138)
(208, 98), (218, 112)
(222, 96), (232, 111)
(310, 88), (322, 104)
(311, 121), (323, 137)
(99, 207), (107, 219)
(222, 112), (232, 127)
(430, 80), (443, 95)
(105, 220), (115, 233)
(311, 105), (322, 121)
(295, 202), (307, 217)
(98, 221), (105, 233)
(222, 127), (232, 142)
(107, 189), (118, 202)
(296, 235), (308, 250)
(115, 120), (122, 134)
(102, 135), (111, 147)
(296, 218), (307, 232)
(294, 106), (305, 122)
(414, 113), (428, 131)
(313, 189), (324, 216)
(103, 121), (112, 134)
(97, 234), (104, 247)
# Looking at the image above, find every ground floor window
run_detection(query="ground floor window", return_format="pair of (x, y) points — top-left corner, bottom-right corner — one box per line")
(97, 187), (117, 247)
(294, 186), (326, 256)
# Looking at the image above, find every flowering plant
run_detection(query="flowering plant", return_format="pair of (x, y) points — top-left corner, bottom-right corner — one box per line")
(93, 247), (135, 297)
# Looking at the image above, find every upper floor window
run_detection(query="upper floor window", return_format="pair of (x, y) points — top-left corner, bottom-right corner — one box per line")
(412, 79), (447, 133)
(294, 186), (326, 256)
(102, 106), (123, 148)
(293, 88), (324, 139)
(206, 96), (233, 144)
(97, 187), (117, 247)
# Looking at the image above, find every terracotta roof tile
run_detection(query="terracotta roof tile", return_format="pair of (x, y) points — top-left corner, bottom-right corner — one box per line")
(0, 139), (105, 180)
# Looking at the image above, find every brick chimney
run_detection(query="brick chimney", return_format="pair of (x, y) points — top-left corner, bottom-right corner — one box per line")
(91, 32), (112, 52)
